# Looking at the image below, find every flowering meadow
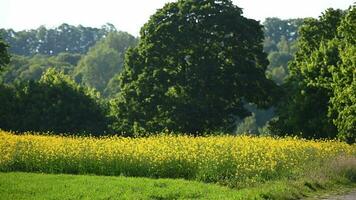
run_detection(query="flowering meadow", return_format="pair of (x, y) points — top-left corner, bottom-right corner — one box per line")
(0, 130), (355, 187)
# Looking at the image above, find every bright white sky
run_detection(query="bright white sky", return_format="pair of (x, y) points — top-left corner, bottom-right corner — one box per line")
(0, 0), (353, 36)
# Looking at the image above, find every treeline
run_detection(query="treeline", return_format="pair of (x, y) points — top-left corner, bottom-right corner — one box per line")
(0, 25), (137, 135)
(0, 19), (300, 99)
(0, 0), (354, 142)
(0, 19), (302, 134)
(0, 29), (138, 97)
(0, 23), (117, 56)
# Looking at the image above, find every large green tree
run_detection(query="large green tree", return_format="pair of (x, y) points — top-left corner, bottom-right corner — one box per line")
(270, 6), (355, 142)
(111, 0), (278, 135)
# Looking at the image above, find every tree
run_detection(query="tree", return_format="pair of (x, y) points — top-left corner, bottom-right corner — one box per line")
(111, 0), (278, 135)
(235, 113), (258, 135)
(263, 18), (304, 47)
(328, 6), (355, 143)
(1, 54), (79, 84)
(262, 19), (303, 86)
(0, 37), (12, 128)
(55, 52), (82, 66)
(262, 18), (303, 79)
(0, 84), (18, 130)
(0, 36), (10, 71)
(266, 51), (293, 85)
(0, 68), (111, 135)
(243, 18), (304, 133)
(270, 7), (355, 142)
(74, 32), (137, 96)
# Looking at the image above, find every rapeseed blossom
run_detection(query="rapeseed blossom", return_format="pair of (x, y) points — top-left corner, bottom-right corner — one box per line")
(0, 131), (354, 185)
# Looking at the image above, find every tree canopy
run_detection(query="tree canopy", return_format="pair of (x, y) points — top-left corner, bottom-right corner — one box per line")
(74, 32), (138, 96)
(262, 18), (304, 85)
(270, 6), (355, 142)
(111, 0), (278, 135)
(263, 18), (304, 47)
(0, 23), (116, 56)
(0, 36), (10, 71)
(0, 53), (81, 84)
(1, 28), (137, 98)
(0, 68), (110, 135)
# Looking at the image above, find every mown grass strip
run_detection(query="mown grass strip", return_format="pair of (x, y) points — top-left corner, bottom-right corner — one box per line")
(1, 172), (355, 200)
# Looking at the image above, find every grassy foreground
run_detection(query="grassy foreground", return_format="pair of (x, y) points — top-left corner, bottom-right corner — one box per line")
(1, 172), (355, 200)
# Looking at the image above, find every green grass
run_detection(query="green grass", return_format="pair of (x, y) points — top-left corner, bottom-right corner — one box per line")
(1, 172), (355, 200)
(0, 172), (250, 200)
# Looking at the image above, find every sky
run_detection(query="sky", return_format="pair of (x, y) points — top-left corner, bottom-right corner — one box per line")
(0, 0), (354, 36)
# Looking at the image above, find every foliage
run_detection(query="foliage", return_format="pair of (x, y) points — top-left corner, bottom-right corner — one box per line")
(328, 6), (356, 143)
(0, 131), (355, 188)
(0, 36), (10, 71)
(233, 18), (304, 134)
(263, 18), (304, 48)
(269, 84), (338, 138)
(271, 6), (355, 142)
(0, 53), (81, 84)
(0, 69), (110, 135)
(74, 32), (138, 96)
(235, 113), (258, 134)
(263, 18), (304, 85)
(235, 104), (274, 135)
(0, 85), (17, 130)
(112, 0), (278, 135)
(0, 23), (117, 56)
(265, 49), (293, 85)
(0, 38), (13, 129)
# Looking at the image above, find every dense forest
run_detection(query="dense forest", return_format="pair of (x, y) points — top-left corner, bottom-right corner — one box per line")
(0, 1), (354, 143)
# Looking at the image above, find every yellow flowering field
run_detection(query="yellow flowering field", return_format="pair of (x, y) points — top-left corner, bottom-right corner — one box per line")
(0, 130), (355, 186)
